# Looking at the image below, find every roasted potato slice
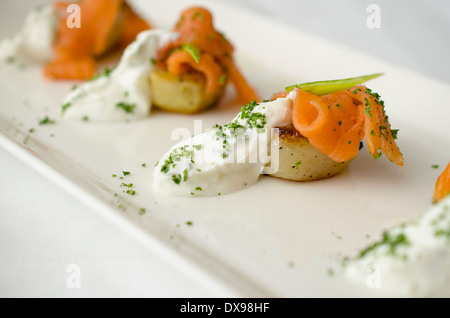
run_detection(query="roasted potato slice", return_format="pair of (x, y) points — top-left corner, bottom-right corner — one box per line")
(149, 69), (225, 114)
(268, 124), (352, 181)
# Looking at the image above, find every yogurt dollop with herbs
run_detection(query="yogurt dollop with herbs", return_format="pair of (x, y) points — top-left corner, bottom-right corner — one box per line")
(345, 195), (450, 297)
(153, 94), (294, 196)
(0, 5), (57, 64)
(62, 30), (178, 122)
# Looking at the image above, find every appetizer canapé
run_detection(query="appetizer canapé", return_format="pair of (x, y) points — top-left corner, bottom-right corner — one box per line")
(271, 73), (403, 181)
(153, 74), (403, 196)
(45, 0), (151, 80)
(150, 7), (259, 114)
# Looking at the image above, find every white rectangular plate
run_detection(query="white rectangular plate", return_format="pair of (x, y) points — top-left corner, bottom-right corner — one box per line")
(1, 0), (449, 297)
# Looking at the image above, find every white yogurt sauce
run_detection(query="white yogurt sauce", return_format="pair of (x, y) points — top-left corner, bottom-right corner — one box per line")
(0, 5), (57, 64)
(345, 195), (450, 297)
(153, 92), (295, 196)
(62, 29), (178, 122)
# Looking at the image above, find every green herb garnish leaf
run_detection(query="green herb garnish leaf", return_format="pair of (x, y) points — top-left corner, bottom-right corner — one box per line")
(285, 73), (384, 95)
(182, 43), (201, 63)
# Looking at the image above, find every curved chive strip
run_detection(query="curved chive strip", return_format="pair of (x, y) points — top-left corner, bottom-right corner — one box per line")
(285, 73), (384, 95)
(182, 43), (201, 63)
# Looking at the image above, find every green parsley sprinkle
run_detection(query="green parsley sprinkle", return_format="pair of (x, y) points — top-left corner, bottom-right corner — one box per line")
(364, 105), (372, 118)
(195, 187), (202, 191)
(172, 175), (182, 185)
(126, 190), (136, 196)
(292, 161), (302, 169)
(62, 103), (72, 113)
(123, 171), (131, 176)
(391, 129), (399, 140)
(218, 74), (227, 84)
(432, 165), (439, 169)
(39, 116), (56, 125)
(116, 102), (136, 113)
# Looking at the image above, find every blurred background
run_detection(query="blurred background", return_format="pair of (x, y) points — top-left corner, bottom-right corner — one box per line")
(226, 0), (450, 83)
(0, 0), (449, 297)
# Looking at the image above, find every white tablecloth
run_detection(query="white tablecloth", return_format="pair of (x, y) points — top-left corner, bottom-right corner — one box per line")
(1, 0), (449, 298)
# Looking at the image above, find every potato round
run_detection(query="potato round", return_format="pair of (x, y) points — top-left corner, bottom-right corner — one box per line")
(149, 69), (225, 114)
(267, 125), (352, 181)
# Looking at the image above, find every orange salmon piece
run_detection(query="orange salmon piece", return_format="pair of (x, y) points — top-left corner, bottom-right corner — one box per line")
(292, 86), (403, 166)
(433, 162), (450, 203)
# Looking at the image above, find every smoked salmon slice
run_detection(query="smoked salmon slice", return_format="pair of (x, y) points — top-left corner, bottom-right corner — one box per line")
(44, 0), (151, 80)
(292, 86), (403, 166)
(433, 162), (450, 203)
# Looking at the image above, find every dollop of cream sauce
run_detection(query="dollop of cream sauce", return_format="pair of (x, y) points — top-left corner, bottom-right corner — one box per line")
(62, 29), (178, 122)
(345, 195), (450, 297)
(0, 5), (57, 64)
(153, 92), (295, 197)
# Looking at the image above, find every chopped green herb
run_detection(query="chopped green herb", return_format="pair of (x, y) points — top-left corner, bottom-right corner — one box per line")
(359, 231), (409, 259)
(338, 121), (342, 126)
(82, 116), (89, 122)
(364, 105), (372, 118)
(126, 190), (136, 196)
(39, 116), (56, 125)
(182, 43), (201, 63)
(139, 208), (146, 215)
(292, 161), (302, 169)
(192, 11), (204, 20)
(172, 174), (182, 185)
(116, 102), (136, 113)
(62, 102), (72, 113)
(89, 67), (113, 81)
(150, 57), (156, 65)
(123, 171), (131, 176)
(186, 221), (193, 226)
(432, 165), (440, 169)
(183, 169), (189, 182)
(373, 152), (382, 159)
(218, 74), (227, 84)
(112, 174), (117, 178)
(327, 268), (335, 277)
(142, 163), (147, 168)
(195, 187), (202, 191)
(391, 129), (399, 140)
